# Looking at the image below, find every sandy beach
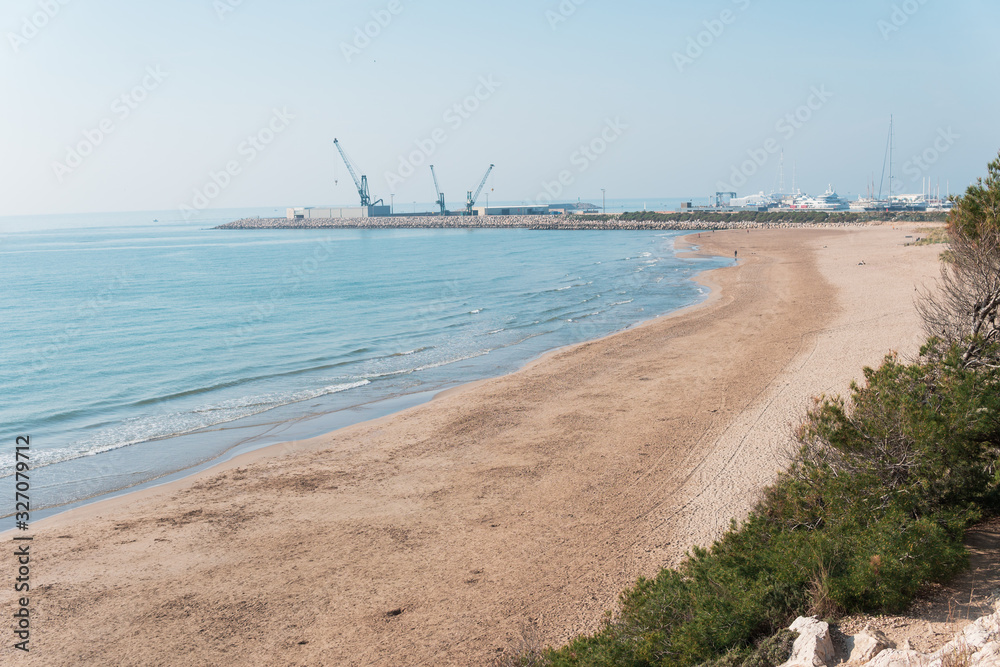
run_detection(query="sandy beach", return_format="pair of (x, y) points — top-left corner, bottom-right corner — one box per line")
(2, 226), (944, 666)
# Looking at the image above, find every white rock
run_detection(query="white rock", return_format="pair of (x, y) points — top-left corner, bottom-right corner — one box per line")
(857, 603), (1000, 667)
(971, 641), (1000, 666)
(865, 648), (937, 667)
(846, 628), (895, 663)
(780, 617), (837, 667)
(961, 608), (1000, 650)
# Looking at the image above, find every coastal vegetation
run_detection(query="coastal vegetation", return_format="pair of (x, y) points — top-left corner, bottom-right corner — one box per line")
(909, 226), (949, 245)
(513, 152), (1000, 667)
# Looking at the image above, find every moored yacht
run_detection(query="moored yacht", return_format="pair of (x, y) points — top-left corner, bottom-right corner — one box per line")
(788, 186), (850, 211)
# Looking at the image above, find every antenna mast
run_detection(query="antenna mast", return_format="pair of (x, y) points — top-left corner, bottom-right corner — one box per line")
(779, 149), (785, 194)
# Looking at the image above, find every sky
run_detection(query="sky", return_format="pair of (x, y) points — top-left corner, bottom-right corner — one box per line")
(1, 0), (999, 221)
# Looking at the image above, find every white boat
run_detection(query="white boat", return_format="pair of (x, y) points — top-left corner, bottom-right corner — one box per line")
(926, 198), (954, 212)
(729, 191), (781, 208)
(850, 196), (883, 212)
(787, 186), (850, 211)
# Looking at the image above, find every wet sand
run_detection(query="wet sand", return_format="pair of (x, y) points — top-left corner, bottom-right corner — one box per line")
(1, 226), (944, 666)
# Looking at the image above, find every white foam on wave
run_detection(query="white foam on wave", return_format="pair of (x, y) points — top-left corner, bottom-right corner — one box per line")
(360, 349), (491, 382)
(0, 380), (372, 476)
(391, 347), (431, 357)
(410, 351), (490, 373)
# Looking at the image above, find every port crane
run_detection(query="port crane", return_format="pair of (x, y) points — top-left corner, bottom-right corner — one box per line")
(334, 138), (383, 207)
(430, 165), (446, 215)
(466, 164), (495, 215)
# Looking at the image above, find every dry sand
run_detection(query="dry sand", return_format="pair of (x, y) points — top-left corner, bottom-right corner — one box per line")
(1, 226), (945, 666)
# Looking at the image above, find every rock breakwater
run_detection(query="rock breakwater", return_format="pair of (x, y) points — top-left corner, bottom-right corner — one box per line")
(215, 215), (892, 231)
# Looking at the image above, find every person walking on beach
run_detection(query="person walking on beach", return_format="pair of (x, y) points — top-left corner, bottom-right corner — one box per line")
(734, 249), (738, 262)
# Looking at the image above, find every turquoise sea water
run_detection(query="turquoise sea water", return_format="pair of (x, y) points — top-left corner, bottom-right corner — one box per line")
(1, 214), (728, 523)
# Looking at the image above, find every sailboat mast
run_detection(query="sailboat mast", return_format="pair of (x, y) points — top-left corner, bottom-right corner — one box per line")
(888, 115), (894, 203)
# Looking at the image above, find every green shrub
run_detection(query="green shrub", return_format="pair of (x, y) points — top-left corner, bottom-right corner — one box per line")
(543, 342), (1000, 667)
(698, 629), (799, 667)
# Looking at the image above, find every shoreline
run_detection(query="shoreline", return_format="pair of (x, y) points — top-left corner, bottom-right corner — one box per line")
(2, 226), (945, 666)
(11, 232), (727, 536)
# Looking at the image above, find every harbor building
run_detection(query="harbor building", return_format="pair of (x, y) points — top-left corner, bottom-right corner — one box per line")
(470, 202), (600, 216)
(287, 205), (391, 220)
(471, 205), (550, 216)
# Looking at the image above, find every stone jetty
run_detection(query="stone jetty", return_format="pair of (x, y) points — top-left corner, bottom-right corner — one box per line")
(215, 215), (897, 232)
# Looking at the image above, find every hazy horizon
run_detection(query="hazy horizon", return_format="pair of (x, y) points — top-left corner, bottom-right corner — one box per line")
(3, 0), (998, 222)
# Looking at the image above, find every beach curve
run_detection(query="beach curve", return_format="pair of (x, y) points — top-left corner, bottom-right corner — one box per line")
(1, 225), (943, 666)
